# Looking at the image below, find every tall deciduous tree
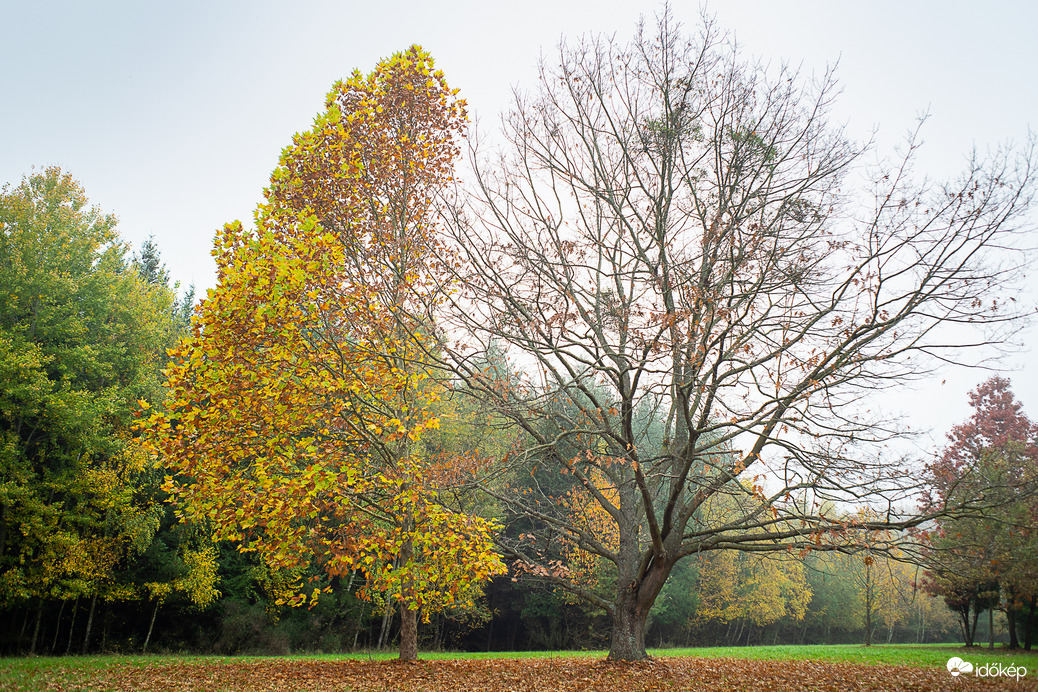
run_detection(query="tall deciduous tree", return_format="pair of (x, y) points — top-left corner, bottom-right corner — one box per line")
(142, 47), (504, 661)
(431, 13), (1037, 660)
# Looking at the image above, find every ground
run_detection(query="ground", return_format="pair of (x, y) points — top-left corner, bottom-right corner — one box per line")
(6, 654), (1036, 691)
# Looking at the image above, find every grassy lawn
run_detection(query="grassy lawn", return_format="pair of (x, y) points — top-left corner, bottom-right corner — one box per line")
(293, 643), (1038, 668)
(653, 643), (1038, 669)
(2, 644), (1036, 691)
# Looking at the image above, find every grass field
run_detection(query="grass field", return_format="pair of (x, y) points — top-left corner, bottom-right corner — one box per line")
(658, 643), (1038, 669)
(2, 644), (1036, 691)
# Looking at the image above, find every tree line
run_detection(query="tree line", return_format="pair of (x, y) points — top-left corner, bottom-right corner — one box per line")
(2, 12), (1037, 660)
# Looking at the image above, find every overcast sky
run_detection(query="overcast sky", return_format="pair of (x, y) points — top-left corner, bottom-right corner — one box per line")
(2, 0), (1036, 446)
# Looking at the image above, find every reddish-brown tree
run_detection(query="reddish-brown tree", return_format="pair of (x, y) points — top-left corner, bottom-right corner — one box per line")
(923, 377), (1038, 648)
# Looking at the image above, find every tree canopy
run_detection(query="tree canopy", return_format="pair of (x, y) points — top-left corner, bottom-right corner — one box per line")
(0, 167), (198, 652)
(424, 13), (1037, 660)
(140, 46), (504, 661)
(924, 377), (1038, 648)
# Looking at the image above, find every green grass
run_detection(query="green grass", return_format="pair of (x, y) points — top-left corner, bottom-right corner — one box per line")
(3, 644), (1037, 690)
(650, 643), (1038, 669)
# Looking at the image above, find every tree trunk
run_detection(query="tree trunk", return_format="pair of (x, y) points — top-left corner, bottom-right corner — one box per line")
(29, 598), (43, 655)
(101, 600), (110, 653)
(65, 599), (78, 656)
(1008, 604), (1019, 649)
(864, 605), (873, 647)
(433, 612), (443, 651)
(398, 602), (418, 661)
(82, 593), (97, 654)
(989, 607), (995, 649)
(376, 607), (392, 650)
(20, 602), (30, 641)
(143, 599), (160, 653)
(51, 599), (66, 653)
(608, 591), (650, 661)
(1024, 594), (1036, 651)
(352, 599), (365, 651)
(916, 603), (925, 644)
(969, 600), (981, 646)
(958, 604), (971, 646)
(863, 559), (873, 647)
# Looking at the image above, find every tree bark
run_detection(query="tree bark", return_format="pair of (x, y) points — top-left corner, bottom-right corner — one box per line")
(863, 560), (873, 647)
(398, 602), (418, 661)
(51, 599), (66, 653)
(376, 606), (392, 651)
(433, 612), (443, 651)
(81, 593), (97, 654)
(352, 598), (365, 651)
(609, 598), (649, 661)
(20, 602), (30, 641)
(395, 528), (418, 661)
(1024, 594), (1036, 650)
(608, 574), (667, 661)
(958, 602), (973, 646)
(989, 606), (995, 649)
(101, 600), (110, 653)
(29, 598), (43, 655)
(1007, 602), (1020, 649)
(65, 599), (78, 656)
(143, 599), (160, 653)
(969, 597), (981, 646)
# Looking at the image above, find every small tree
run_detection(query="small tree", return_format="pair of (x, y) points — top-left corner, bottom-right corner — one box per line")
(923, 377), (1038, 648)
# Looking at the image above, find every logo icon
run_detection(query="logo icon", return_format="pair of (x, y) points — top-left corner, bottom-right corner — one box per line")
(947, 657), (974, 676)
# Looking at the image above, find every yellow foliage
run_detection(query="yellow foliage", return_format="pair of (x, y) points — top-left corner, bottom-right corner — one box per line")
(178, 544), (221, 608)
(696, 550), (811, 626)
(560, 469), (619, 595)
(139, 46), (503, 622)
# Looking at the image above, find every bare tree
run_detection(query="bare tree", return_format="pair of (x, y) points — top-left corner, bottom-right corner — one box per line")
(433, 12), (1036, 660)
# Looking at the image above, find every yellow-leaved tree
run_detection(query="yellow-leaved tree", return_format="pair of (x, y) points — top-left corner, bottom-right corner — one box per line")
(695, 550), (811, 633)
(141, 46), (504, 661)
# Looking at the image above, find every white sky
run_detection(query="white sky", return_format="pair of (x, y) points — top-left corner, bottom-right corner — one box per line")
(2, 0), (1036, 447)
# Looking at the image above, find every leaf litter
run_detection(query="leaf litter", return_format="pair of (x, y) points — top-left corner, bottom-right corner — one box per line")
(32, 656), (1037, 691)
